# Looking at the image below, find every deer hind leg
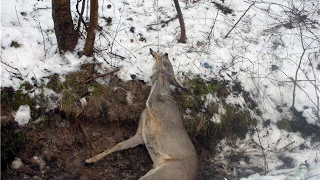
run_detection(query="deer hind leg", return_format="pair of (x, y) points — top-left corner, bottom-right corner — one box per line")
(139, 162), (190, 180)
(83, 112), (145, 164)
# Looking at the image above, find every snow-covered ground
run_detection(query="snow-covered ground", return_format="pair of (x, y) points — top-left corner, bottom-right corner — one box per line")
(1, 0), (319, 179)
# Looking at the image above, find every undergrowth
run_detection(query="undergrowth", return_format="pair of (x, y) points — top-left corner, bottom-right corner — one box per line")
(175, 77), (258, 153)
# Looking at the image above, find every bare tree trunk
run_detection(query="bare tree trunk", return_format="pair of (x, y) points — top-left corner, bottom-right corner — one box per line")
(52, 0), (78, 53)
(173, 0), (186, 43)
(83, 0), (98, 56)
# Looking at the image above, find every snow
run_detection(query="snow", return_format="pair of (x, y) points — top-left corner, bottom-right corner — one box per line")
(11, 157), (23, 169)
(1, 0), (319, 179)
(14, 105), (31, 126)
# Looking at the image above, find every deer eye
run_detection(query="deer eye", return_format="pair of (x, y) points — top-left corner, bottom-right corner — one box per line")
(164, 53), (168, 57)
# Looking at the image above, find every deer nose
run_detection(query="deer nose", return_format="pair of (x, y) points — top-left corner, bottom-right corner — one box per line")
(149, 48), (154, 56)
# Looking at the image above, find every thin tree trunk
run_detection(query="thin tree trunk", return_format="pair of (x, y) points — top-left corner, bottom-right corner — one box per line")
(83, 0), (98, 56)
(52, 0), (78, 53)
(173, 0), (186, 43)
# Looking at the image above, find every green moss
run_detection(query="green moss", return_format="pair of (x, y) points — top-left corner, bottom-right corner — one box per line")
(1, 88), (33, 111)
(64, 71), (89, 96)
(175, 77), (257, 153)
(206, 101), (220, 117)
(190, 77), (215, 95)
(220, 104), (257, 139)
(277, 119), (292, 132)
(1, 121), (26, 170)
(19, 81), (33, 91)
(1, 83), (44, 121)
(60, 90), (81, 117)
(276, 114), (320, 140)
(91, 83), (108, 96)
(188, 77), (230, 99)
(59, 64), (97, 116)
(47, 74), (65, 93)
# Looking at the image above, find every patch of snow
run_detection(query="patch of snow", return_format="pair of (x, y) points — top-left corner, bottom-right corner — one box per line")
(80, 97), (88, 109)
(14, 105), (31, 126)
(11, 158), (23, 169)
(42, 88), (62, 111)
(211, 113), (222, 124)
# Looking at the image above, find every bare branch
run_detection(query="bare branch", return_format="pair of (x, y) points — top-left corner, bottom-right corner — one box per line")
(15, 6), (21, 26)
(224, 2), (255, 39)
(291, 25), (307, 109)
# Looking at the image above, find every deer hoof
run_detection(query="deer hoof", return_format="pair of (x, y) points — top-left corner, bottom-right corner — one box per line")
(81, 160), (93, 166)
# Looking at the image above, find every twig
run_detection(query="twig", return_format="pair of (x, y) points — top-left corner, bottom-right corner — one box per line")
(291, 25), (306, 109)
(76, 0), (87, 32)
(1, 60), (22, 76)
(32, 16), (46, 58)
(15, 6), (21, 26)
(255, 128), (268, 175)
(101, 29), (137, 59)
(110, 3), (126, 53)
(17, 155), (40, 166)
(308, 53), (320, 122)
(108, 52), (126, 60)
(208, 10), (219, 40)
(224, 2), (255, 38)
(146, 16), (177, 27)
(76, 117), (97, 151)
(81, 68), (120, 84)
(207, 10), (219, 51)
(279, 141), (295, 151)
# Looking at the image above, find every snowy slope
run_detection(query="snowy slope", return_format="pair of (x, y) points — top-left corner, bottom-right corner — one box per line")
(1, 0), (319, 179)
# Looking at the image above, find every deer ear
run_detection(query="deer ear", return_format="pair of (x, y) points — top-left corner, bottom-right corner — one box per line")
(150, 48), (154, 56)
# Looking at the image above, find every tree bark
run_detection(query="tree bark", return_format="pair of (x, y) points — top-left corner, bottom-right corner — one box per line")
(52, 0), (78, 53)
(173, 0), (186, 43)
(83, 0), (98, 56)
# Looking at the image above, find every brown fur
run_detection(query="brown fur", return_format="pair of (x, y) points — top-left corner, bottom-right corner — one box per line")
(84, 49), (198, 180)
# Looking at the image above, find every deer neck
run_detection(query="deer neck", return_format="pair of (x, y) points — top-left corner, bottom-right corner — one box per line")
(146, 71), (171, 108)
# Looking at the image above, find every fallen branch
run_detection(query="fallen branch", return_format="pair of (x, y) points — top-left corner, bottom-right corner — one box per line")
(76, 117), (97, 151)
(15, 6), (21, 26)
(18, 155), (40, 166)
(224, 2), (255, 38)
(279, 141), (295, 151)
(108, 52), (126, 60)
(81, 68), (120, 84)
(147, 16), (177, 28)
(1, 60), (22, 75)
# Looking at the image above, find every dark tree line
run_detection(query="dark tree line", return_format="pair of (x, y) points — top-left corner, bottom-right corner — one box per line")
(52, 0), (78, 53)
(173, 0), (186, 43)
(52, 0), (98, 56)
(52, 0), (186, 56)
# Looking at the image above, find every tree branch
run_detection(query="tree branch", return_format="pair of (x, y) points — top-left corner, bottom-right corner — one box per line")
(224, 2), (255, 39)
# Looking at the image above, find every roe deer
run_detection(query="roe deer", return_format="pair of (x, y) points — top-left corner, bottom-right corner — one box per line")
(83, 48), (198, 180)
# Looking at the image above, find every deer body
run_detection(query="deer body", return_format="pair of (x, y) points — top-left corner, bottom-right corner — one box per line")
(83, 49), (198, 180)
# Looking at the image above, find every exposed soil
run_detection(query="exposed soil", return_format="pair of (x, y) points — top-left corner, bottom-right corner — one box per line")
(1, 76), (258, 180)
(1, 107), (229, 180)
(2, 112), (153, 180)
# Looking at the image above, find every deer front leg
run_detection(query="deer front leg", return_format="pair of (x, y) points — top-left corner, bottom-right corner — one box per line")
(83, 112), (146, 164)
(83, 132), (144, 164)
